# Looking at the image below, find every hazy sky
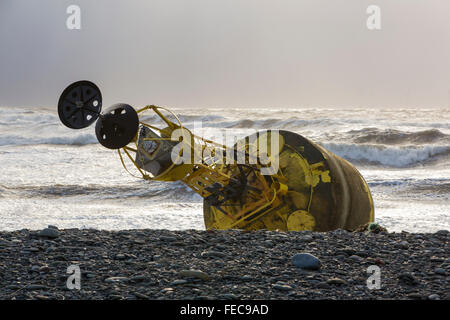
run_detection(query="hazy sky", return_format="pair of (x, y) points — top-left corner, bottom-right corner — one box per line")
(0, 0), (449, 108)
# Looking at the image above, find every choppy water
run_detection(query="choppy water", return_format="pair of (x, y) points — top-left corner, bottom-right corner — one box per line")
(0, 106), (448, 232)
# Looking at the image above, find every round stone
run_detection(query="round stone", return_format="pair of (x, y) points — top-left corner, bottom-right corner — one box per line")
(292, 253), (321, 270)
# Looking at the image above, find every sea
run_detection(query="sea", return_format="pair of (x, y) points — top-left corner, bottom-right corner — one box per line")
(0, 106), (448, 233)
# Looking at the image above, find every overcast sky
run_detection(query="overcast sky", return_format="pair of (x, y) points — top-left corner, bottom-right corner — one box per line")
(0, 0), (449, 108)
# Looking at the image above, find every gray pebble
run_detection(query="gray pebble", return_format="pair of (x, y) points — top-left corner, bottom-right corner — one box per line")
(179, 270), (210, 281)
(105, 277), (129, 283)
(292, 253), (321, 270)
(38, 228), (60, 239)
(349, 255), (364, 263)
(272, 284), (293, 291)
(434, 268), (446, 275)
(327, 278), (347, 285)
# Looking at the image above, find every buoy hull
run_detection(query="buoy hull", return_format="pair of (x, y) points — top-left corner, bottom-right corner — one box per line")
(204, 130), (374, 231)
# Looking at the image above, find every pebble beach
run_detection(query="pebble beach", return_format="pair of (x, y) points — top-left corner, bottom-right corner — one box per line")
(0, 226), (448, 300)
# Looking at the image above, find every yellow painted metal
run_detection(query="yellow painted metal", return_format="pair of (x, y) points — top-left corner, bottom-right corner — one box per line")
(116, 106), (374, 232)
(203, 131), (374, 231)
(287, 210), (316, 231)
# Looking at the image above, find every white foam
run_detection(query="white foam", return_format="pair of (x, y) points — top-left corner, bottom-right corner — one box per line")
(0, 106), (449, 232)
(322, 143), (449, 167)
(0, 133), (98, 146)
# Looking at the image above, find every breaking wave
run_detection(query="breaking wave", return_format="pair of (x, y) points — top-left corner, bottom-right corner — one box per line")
(349, 128), (449, 145)
(0, 181), (200, 201)
(0, 133), (98, 146)
(322, 143), (450, 167)
(1, 107), (449, 170)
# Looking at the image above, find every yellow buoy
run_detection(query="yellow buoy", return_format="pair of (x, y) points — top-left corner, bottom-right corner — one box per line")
(58, 81), (374, 232)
